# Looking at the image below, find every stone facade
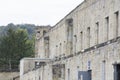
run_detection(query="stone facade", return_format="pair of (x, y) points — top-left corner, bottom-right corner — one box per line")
(20, 0), (120, 80)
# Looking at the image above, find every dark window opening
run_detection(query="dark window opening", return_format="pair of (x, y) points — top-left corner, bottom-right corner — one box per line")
(87, 27), (90, 47)
(37, 31), (40, 33)
(115, 11), (119, 38)
(80, 31), (83, 50)
(67, 18), (73, 26)
(102, 61), (106, 80)
(78, 70), (92, 80)
(68, 69), (70, 80)
(66, 18), (73, 55)
(44, 36), (50, 58)
(74, 35), (77, 53)
(114, 64), (120, 80)
(105, 17), (109, 40)
(96, 22), (99, 44)
(43, 30), (47, 35)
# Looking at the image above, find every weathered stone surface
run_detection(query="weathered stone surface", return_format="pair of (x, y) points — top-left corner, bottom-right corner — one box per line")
(0, 72), (19, 80)
(20, 0), (120, 80)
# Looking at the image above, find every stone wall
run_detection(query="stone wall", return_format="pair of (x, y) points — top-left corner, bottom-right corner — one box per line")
(0, 72), (19, 80)
(35, 0), (120, 59)
(20, 0), (120, 80)
(21, 40), (120, 80)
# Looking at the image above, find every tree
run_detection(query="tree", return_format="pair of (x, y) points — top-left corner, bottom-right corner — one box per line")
(0, 28), (34, 71)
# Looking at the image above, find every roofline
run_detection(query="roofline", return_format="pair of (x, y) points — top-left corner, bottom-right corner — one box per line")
(52, 0), (85, 28)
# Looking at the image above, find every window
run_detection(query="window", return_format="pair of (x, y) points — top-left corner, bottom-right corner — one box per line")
(80, 31), (83, 50)
(74, 35), (77, 53)
(37, 31), (40, 33)
(87, 27), (90, 47)
(67, 19), (73, 42)
(114, 64), (120, 80)
(105, 17), (109, 40)
(66, 18), (73, 54)
(115, 11), (119, 38)
(102, 61), (106, 80)
(96, 22), (99, 44)
(59, 43), (62, 55)
(56, 45), (58, 56)
(39, 76), (41, 80)
(43, 30), (47, 35)
(35, 62), (40, 68)
(44, 37), (49, 58)
(68, 69), (70, 80)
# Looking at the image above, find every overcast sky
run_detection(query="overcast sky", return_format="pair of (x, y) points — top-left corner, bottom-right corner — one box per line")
(0, 0), (84, 26)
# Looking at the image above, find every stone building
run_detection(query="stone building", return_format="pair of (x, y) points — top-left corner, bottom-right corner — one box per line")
(20, 0), (120, 80)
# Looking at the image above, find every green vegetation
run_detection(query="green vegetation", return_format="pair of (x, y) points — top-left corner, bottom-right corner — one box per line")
(0, 23), (35, 71)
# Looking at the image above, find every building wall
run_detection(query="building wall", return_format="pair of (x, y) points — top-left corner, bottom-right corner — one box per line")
(22, 41), (120, 80)
(36, 0), (120, 59)
(20, 0), (120, 80)
(35, 26), (51, 57)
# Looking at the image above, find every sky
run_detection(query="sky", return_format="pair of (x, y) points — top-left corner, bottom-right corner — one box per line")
(0, 0), (84, 26)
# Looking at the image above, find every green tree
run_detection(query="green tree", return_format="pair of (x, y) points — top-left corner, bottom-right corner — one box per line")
(0, 28), (34, 71)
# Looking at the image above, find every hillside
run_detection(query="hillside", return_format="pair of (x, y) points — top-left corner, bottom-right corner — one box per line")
(0, 23), (37, 38)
